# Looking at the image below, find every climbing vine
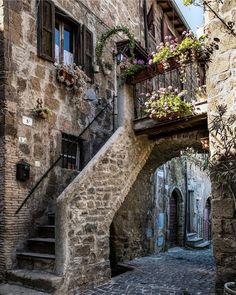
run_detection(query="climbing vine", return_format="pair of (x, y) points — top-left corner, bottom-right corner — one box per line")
(95, 25), (135, 65)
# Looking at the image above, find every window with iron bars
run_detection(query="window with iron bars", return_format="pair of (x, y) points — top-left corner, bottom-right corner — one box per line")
(61, 133), (83, 170)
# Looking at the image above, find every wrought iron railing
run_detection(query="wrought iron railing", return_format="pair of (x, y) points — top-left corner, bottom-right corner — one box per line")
(195, 212), (212, 242)
(133, 61), (206, 119)
(16, 98), (117, 214)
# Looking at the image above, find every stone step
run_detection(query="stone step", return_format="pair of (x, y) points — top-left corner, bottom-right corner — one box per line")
(48, 213), (55, 226)
(17, 252), (55, 273)
(27, 238), (55, 255)
(7, 269), (61, 293)
(38, 225), (55, 239)
(192, 240), (211, 250)
(186, 237), (204, 246)
(187, 232), (197, 239)
(0, 283), (51, 295)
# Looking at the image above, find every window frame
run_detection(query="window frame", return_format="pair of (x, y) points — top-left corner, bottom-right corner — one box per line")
(61, 133), (83, 171)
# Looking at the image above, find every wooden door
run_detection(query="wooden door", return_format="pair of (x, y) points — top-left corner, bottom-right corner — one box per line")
(169, 193), (178, 246)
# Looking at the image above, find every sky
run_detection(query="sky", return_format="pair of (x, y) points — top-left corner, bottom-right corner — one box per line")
(174, 0), (204, 34)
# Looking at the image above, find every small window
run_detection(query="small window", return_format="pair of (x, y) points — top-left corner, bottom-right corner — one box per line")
(38, 1), (94, 78)
(55, 18), (75, 65)
(61, 133), (82, 170)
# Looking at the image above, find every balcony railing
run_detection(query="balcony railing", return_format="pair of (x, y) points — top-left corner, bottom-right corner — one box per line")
(132, 61), (206, 120)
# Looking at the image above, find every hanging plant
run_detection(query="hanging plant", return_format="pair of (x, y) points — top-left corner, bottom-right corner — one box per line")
(33, 99), (52, 120)
(144, 86), (195, 121)
(120, 58), (146, 81)
(95, 25), (135, 65)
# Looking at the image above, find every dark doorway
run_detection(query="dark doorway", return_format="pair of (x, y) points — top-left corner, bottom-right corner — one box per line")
(169, 190), (179, 246)
(204, 197), (212, 241)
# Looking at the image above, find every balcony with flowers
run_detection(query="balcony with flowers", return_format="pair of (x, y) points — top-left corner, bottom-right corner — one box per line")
(128, 31), (219, 138)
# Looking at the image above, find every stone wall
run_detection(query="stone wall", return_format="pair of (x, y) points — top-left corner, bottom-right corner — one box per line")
(205, 0), (236, 291)
(110, 150), (211, 264)
(55, 82), (207, 293)
(0, 0), (144, 275)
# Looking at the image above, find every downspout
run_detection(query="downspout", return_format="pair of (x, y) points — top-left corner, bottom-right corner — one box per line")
(143, 0), (149, 50)
(183, 158), (188, 247)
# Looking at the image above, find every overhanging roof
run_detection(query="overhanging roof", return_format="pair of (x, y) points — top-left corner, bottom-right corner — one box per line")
(157, 0), (191, 34)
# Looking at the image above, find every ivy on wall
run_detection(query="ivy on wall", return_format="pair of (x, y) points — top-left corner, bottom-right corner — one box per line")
(95, 25), (135, 65)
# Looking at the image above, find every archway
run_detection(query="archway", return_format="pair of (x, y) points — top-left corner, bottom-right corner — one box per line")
(108, 130), (209, 268)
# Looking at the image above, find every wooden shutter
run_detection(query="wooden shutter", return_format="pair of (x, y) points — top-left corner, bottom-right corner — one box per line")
(82, 25), (94, 80)
(74, 24), (82, 66)
(37, 0), (55, 62)
(147, 5), (154, 30)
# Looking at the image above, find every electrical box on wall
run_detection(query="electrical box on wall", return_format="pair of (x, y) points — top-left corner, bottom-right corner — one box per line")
(16, 160), (30, 181)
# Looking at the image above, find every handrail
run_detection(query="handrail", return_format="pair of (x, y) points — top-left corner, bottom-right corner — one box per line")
(15, 101), (113, 214)
(194, 212), (212, 243)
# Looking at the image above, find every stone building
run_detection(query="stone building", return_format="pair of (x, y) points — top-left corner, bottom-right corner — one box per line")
(0, 0), (235, 294)
(0, 0), (192, 294)
(110, 155), (211, 269)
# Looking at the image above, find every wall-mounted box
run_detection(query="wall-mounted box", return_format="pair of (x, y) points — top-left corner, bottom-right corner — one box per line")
(16, 161), (30, 181)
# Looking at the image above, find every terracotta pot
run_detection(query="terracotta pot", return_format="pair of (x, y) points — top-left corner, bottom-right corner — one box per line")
(224, 282), (236, 295)
(37, 111), (48, 119)
(58, 69), (74, 84)
(151, 112), (184, 122)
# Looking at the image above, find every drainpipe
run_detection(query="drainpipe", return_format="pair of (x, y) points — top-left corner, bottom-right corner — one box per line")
(143, 0), (149, 50)
(183, 158), (188, 247)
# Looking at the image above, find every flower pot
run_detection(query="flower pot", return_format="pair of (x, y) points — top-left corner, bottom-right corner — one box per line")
(150, 112), (185, 122)
(93, 64), (100, 73)
(37, 111), (48, 119)
(224, 282), (236, 295)
(58, 68), (74, 85)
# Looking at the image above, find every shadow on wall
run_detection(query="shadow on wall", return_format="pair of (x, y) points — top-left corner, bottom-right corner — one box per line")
(108, 133), (206, 270)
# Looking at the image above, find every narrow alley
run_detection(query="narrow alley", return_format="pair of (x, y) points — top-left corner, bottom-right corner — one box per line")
(79, 248), (215, 295)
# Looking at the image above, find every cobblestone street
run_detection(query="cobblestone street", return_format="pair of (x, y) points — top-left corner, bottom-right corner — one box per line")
(78, 248), (216, 295)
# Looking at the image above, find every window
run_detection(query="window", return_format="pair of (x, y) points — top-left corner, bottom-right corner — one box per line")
(37, 0), (94, 79)
(61, 133), (82, 170)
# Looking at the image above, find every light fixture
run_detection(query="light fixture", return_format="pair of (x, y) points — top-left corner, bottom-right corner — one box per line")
(115, 52), (124, 64)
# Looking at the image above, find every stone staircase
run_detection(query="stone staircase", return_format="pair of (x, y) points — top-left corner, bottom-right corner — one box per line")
(0, 213), (62, 294)
(186, 232), (211, 250)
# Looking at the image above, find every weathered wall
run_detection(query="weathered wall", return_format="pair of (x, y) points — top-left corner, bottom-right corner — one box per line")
(110, 150), (211, 264)
(0, 0), (144, 275)
(0, 0), (6, 280)
(205, 0), (236, 291)
(55, 81), (207, 294)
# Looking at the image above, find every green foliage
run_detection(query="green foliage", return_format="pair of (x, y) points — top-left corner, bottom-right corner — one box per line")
(176, 36), (203, 54)
(209, 104), (236, 210)
(144, 87), (194, 120)
(120, 63), (145, 80)
(152, 46), (173, 64)
(183, 0), (194, 5)
(95, 25), (135, 65)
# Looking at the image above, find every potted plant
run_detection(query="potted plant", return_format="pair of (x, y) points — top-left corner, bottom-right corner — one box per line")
(33, 99), (52, 120)
(120, 58), (146, 81)
(55, 63), (90, 92)
(144, 86), (195, 121)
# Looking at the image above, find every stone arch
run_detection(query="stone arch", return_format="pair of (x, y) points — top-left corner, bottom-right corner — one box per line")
(108, 130), (206, 266)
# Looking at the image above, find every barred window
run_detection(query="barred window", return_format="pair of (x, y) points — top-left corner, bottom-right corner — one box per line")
(61, 133), (82, 170)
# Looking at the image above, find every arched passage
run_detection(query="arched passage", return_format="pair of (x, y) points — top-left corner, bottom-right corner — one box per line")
(109, 130), (208, 269)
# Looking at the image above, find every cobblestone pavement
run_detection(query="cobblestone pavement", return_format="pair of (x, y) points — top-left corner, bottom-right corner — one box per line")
(78, 247), (216, 295)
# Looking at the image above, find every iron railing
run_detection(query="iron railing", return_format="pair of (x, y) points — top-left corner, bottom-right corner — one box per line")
(133, 62), (206, 119)
(16, 98), (117, 214)
(195, 212), (212, 242)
